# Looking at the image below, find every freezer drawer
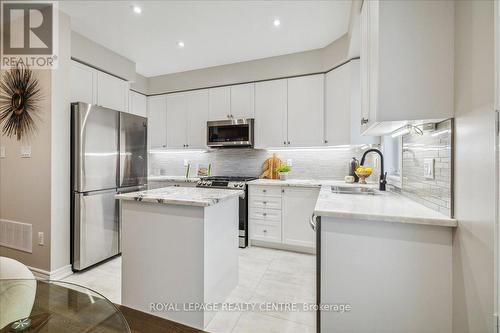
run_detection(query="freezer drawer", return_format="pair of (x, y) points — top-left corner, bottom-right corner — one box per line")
(72, 102), (119, 192)
(72, 189), (119, 271)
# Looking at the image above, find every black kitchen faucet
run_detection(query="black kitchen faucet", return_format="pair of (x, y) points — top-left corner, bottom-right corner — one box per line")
(360, 148), (387, 191)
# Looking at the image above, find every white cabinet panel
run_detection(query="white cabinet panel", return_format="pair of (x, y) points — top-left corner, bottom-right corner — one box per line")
(208, 86), (231, 120)
(147, 96), (167, 149)
(282, 187), (319, 248)
(324, 64), (351, 146)
(166, 92), (188, 149)
(187, 90), (209, 149)
(250, 220), (282, 243)
(230, 83), (254, 119)
(287, 75), (324, 147)
(70, 61), (97, 104)
(254, 79), (288, 148)
(129, 90), (147, 117)
(97, 71), (129, 112)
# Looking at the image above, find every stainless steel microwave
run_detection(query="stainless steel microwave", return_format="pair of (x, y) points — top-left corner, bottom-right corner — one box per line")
(207, 119), (254, 148)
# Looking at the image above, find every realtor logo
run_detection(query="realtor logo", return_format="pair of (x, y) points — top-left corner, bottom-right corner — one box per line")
(1, 1), (58, 69)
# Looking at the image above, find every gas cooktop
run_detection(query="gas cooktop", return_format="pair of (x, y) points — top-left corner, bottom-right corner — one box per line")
(197, 176), (258, 189)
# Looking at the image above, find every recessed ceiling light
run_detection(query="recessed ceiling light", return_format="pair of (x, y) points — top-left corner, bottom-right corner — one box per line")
(273, 18), (281, 27)
(133, 5), (142, 14)
(177, 41), (185, 48)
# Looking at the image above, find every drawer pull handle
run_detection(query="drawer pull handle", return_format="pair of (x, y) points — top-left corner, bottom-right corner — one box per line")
(263, 189), (267, 193)
(263, 201), (267, 205)
(263, 230), (267, 233)
(262, 213), (267, 216)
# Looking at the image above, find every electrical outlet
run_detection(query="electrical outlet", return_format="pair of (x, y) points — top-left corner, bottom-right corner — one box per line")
(0, 146), (5, 158)
(424, 158), (435, 180)
(20, 146), (31, 158)
(38, 232), (44, 246)
(286, 159), (293, 167)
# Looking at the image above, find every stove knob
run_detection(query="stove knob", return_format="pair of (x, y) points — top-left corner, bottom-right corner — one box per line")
(207, 181), (212, 186)
(239, 183), (244, 187)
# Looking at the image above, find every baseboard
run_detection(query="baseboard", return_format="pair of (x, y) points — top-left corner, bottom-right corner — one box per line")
(27, 264), (73, 280)
(249, 240), (316, 254)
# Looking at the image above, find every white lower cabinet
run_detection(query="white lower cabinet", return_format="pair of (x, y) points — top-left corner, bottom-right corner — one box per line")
(281, 187), (319, 248)
(249, 184), (319, 252)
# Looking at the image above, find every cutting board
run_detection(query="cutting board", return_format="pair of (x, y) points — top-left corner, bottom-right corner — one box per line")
(260, 153), (283, 179)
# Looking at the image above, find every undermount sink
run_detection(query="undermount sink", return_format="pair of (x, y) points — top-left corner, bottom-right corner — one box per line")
(331, 186), (378, 195)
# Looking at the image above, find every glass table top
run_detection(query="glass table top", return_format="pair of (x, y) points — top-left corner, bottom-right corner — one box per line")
(0, 279), (130, 332)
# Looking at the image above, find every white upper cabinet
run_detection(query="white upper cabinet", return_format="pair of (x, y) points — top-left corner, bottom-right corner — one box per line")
(129, 90), (147, 117)
(166, 92), (189, 149)
(147, 96), (167, 149)
(187, 90), (209, 149)
(282, 187), (319, 248)
(70, 61), (97, 105)
(254, 79), (288, 148)
(324, 64), (351, 146)
(70, 60), (130, 113)
(360, 0), (454, 135)
(208, 86), (231, 120)
(287, 74), (324, 147)
(97, 71), (129, 112)
(230, 83), (255, 119)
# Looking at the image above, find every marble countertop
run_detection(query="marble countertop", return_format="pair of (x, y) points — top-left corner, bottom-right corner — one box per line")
(314, 185), (457, 227)
(148, 175), (200, 183)
(247, 178), (376, 188)
(116, 187), (244, 207)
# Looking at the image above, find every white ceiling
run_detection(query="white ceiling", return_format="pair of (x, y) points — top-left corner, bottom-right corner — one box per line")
(60, 1), (351, 77)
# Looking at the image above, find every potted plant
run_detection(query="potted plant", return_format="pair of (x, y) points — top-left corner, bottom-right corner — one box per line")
(276, 164), (291, 181)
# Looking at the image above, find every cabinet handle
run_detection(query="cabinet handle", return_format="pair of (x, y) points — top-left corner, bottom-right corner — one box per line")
(287, 141), (290, 145)
(263, 201), (267, 205)
(310, 214), (318, 231)
(263, 229), (267, 233)
(262, 189), (267, 193)
(361, 118), (369, 125)
(324, 140), (328, 144)
(283, 141), (286, 145)
(262, 213), (267, 216)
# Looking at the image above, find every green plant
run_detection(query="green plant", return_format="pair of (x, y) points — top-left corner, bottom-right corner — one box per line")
(276, 164), (291, 173)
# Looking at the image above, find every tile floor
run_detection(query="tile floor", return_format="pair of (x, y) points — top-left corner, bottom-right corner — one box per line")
(62, 246), (316, 333)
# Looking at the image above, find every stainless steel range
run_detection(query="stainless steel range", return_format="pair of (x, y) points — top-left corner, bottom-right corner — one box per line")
(197, 176), (257, 248)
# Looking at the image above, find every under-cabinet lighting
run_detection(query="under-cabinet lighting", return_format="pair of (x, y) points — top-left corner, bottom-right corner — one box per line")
(391, 125), (423, 138)
(149, 149), (207, 154)
(431, 129), (451, 137)
(265, 145), (363, 152)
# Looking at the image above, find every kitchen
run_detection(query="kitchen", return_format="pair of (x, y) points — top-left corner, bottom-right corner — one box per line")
(0, 1), (497, 333)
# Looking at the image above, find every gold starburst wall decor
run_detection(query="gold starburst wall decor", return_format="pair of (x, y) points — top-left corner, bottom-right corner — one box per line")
(0, 65), (42, 140)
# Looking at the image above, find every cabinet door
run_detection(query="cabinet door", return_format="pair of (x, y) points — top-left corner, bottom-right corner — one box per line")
(287, 75), (324, 147)
(166, 92), (188, 148)
(359, 2), (370, 132)
(282, 187), (319, 248)
(129, 90), (147, 117)
(254, 79), (288, 148)
(325, 64), (351, 146)
(208, 86), (231, 120)
(187, 89), (209, 148)
(97, 71), (129, 112)
(350, 60), (380, 145)
(230, 83), (254, 119)
(70, 61), (97, 104)
(147, 96), (167, 149)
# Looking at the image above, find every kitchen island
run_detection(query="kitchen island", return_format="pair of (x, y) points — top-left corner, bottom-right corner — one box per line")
(116, 187), (244, 330)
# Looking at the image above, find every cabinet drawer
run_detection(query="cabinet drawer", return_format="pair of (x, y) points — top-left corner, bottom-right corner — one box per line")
(249, 195), (282, 209)
(249, 185), (282, 197)
(250, 220), (282, 243)
(249, 208), (281, 222)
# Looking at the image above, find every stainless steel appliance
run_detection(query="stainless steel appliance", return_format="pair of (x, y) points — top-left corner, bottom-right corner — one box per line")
(207, 119), (254, 148)
(196, 176), (257, 247)
(71, 102), (147, 271)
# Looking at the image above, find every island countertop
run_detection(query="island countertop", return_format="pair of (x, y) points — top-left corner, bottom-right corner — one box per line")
(314, 185), (457, 227)
(116, 187), (244, 207)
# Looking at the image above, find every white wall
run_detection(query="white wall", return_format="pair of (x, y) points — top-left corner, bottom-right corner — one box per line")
(452, 1), (496, 332)
(147, 34), (349, 95)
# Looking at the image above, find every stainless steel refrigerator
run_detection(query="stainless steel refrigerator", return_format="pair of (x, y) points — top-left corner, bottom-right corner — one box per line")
(71, 102), (147, 271)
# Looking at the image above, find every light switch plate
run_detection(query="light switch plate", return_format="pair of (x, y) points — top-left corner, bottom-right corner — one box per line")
(20, 146), (31, 158)
(424, 158), (435, 180)
(286, 159), (293, 167)
(0, 146), (5, 158)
